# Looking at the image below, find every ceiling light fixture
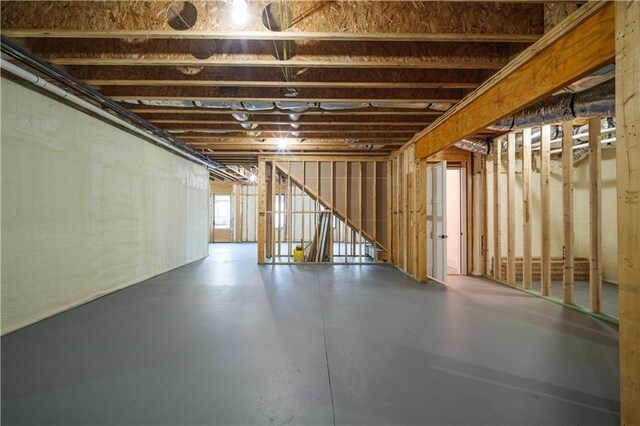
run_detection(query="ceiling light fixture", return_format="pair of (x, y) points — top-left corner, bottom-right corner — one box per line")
(277, 138), (289, 150)
(248, 174), (258, 183)
(231, 0), (248, 24)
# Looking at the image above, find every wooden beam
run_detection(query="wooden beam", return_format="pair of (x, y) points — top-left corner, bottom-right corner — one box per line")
(615, 1), (640, 423)
(507, 133), (516, 286)
(493, 138), (502, 280)
(588, 117), (602, 313)
(0, 1), (544, 41)
(540, 125), (551, 296)
(522, 128), (532, 290)
(562, 121), (574, 304)
(414, 1), (614, 159)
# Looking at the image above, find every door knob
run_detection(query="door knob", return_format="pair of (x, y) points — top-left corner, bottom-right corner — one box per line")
(438, 234), (448, 239)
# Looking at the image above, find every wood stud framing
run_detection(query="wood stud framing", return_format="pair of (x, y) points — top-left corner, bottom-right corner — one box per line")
(562, 121), (574, 304)
(588, 118), (602, 313)
(540, 125), (551, 296)
(522, 128), (532, 290)
(493, 137), (502, 280)
(615, 1), (640, 421)
(257, 157), (387, 265)
(507, 133), (516, 286)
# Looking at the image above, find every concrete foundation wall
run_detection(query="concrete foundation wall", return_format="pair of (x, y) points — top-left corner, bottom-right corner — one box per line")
(1, 78), (209, 334)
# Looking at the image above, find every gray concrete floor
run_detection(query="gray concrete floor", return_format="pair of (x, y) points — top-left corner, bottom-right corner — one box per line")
(521, 280), (619, 318)
(2, 243), (620, 425)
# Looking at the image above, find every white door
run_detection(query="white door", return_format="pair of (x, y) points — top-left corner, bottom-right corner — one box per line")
(427, 161), (448, 283)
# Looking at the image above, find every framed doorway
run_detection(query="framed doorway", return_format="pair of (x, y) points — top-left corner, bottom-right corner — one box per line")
(212, 193), (232, 242)
(446, 167), (467, 276)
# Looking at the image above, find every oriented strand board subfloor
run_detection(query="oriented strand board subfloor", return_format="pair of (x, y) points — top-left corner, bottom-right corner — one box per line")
(1, 243), (620, 425)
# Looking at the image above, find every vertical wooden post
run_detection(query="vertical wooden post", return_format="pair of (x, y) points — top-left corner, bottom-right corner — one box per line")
(344, 161), (348, 263)
(493, 138), (502, 280)
(562, 121), (575, 304)
(271, 161), (276, 265)
(302, 161), (306, 251)
(358, 162), (363, 263)
(287, 162), (292, 264)
(588, 118), (602, 313)
(403, 153), (409, 271)
(396, 156), (402, 268)
(540, 125), (552, 296)
(507, 133), (516, 286)
(522, 128), (533, 289)
(373, 161), (378, 262)
(418, 160), (428, 281)
(315, 161), (320, 262)
(387, 159), (393, 263)
(482, 154), (488, 275)
(257, 159), (266, 263)
(616, 2), (640, 422)
(329, 161), (334, 263)
(411, 155), (420, 274)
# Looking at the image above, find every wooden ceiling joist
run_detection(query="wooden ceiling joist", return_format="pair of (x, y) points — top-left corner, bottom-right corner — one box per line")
(69, 67), (492, 88)
(129, 108), (444, 116)
(414, 1), (615, 159)
(149, 119), (432, 126)
(0, 1), (544, 42)
(45, 57), (507, 70)
(190, 144), (397, 152)
(88, 80), (480, 90)
(28, 39), (514, 70)
(183, 138), (408, 144)
(103, 88), (462, 102)
(177, 130), (416, 137)
(165, 123), (425, 131)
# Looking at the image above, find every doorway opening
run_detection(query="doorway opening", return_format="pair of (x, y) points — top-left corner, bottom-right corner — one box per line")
(212, 194), (232, 242)
(446, 168), (466, 276)
(426, 161), (468, 284)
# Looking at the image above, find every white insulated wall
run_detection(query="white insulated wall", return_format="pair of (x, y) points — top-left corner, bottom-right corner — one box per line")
(1, 78), (210, 334)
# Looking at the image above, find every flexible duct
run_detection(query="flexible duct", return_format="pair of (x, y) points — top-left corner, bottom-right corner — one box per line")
(489, 80), (614, 131)
(454, 139), (490, 155)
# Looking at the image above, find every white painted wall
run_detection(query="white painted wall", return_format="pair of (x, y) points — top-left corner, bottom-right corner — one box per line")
(1, 78), (210, 334)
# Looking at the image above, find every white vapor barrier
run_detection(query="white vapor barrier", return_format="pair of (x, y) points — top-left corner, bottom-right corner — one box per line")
(1, 78), (210, 334)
